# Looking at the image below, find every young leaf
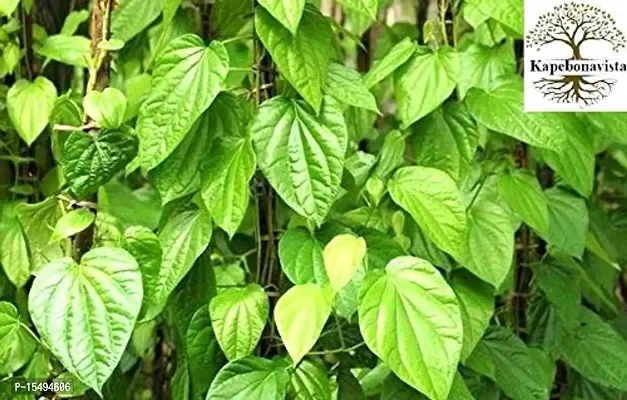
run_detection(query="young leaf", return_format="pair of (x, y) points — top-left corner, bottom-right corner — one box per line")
(325, 63), (379, 113)
(255, 7), (332, 113)
(83, 88), (128, 129)
(394, 45), (459, 128)
(64, 127), (138, 199)
(466, 77), (566, 151)
(201, 137), (256, 238)
(323, 234), (367, 293)
(0, 0), (19, 16)
(464, 198), (515, 288)
(206, 356), (291, 400)
(35, 35), (91, 67)
(7, 77), (57, 146)
(210, 284), (269, 361)
(144, 204), (212, 320)
(252, 96), (347, 225)
(388, 166), (467, 260)
(358, 256), (463, 400)
(275, 283), (333, 364)
(60, 9), (90, 36)
(363, 37), (416, 89)
(17, 197), (66, 273)
(28, 247), (143, 395)
(50, 208), (95, 243)
(0, 301), (37, 375)
(498, 169), (549, 237)
(137, 35), (229, 171)
(257, 0), (305, 35)
(278, 227), (327, 285)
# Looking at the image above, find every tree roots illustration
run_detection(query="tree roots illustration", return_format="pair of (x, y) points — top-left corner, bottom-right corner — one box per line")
(533, 75), (617, 106)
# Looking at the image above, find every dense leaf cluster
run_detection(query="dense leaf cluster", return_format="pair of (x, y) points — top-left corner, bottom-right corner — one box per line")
(0, 0), (626, 399)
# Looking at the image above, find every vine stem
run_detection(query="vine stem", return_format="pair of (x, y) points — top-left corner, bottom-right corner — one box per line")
(308, 342), (366, 356)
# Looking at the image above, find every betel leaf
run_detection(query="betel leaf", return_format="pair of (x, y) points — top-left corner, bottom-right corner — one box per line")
(289, 358), (331, 400)
(466, 0), (523, 37)
(111, 0), (164, 42)
(257, 0), (305, 35)
(210, 284), (269, 361)
(137, 35), (229, 171)
(394, 45), (459, 128)
(336, 0), (378, 20)
(275, 283), (333, 364)
(337, 367), (366, 399)
(532, 256), (581, 328)
(457, 41), (515, 100)
(412, 103), (479, 181)
(144, 204), (212, 320)
(187, 307), (223, 399)
(34, 35), (91, 68)
(122, 226), (162, 321)
(560, 308), (627, 391)
(206, 356), (291, 400)
(450, 270), (494, 362)
(464, 198), (515, 288)
(497, 169), (549, 237)
(323, 234), (367, 293)
(545, 188), (588, 258)
(363, 37), (416, 89)
(388, 166), (467, 260)
(466, 77), (566, 151)
(201, 137), (256, 238)
(479, 327), (551, 400)
(7, 77), (57, 146)
(252, 96), (347, 225)
(539, 121), (594, 198)
(0, 301), (37, 375)
(60, 9), (89, 36)
(148, 110), (212, 204)
(325, 63), (379, 113)
(83, 88), (127, 129)
(149, 93), (253, 204)
(358, 256), (462, 400)
(50, 208), (95, 242)
(0, 0), (19, 16)
(278, 226), (327, 285)
(28, 247), (142, 394)
(372, 130), (405, 180)
(17, 196), (66, 273)
(255, 7), (332, 113)
(64, 127), (138, 199)
(0, 202), (30, 288)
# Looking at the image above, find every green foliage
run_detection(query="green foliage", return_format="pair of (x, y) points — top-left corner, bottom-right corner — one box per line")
(1, 1), (626, 399)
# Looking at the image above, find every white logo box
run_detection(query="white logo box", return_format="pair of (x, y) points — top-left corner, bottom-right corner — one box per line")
(524, 0), (627, 112)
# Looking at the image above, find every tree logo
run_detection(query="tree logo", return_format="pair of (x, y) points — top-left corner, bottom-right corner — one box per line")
(525, 2), (627, 111)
